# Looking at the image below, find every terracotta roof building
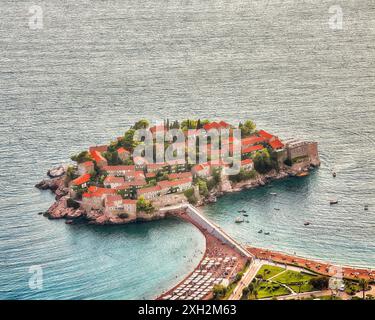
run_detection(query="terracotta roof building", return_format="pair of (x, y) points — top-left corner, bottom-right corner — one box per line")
(103, 176), (125, 188)
(71, 173), (91, 187)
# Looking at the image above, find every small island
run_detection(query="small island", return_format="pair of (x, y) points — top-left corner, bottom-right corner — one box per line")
(36, 119), (375, 301)
(36, 119), (320, 225)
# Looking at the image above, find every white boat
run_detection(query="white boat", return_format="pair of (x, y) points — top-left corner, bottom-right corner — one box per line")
(235, 217), (244, 223)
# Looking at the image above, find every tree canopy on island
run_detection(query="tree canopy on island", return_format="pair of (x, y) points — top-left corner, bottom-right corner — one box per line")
(239, 120), (256, 137)
(136, 196), (154, 213)
(132, 119), (150, 130)
(71, 151), (92, 163)
(253, 148), (273, 174)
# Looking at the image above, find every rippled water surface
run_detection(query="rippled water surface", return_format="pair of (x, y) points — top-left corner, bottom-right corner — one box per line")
(1, 0), (375, 299)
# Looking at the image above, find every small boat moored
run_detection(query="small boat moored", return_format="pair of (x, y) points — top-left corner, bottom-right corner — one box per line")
(330, 199), (339, 205)
(264, 232), (270, 235)
(296, 171), (309, 177)
(258, 229), (263, 234)
(235, 217), (244, 223)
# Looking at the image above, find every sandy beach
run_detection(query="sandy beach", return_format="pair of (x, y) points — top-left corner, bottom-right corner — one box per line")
(157, 211), (248, 300)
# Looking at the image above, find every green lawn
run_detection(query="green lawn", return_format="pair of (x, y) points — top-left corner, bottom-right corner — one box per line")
(289, 282), (315, 293)
(246, 266), (321, 299)
(256, 265), (285, 280)
(273, 270), (317, 293)
(344, 281), (361, 295)
(254, 281), (291, 299)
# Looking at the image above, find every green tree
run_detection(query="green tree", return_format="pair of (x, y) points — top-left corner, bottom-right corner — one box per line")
(253, 149), (273, 174)
(212, 284), (227, 299)
(170, 120), (180, 129)
(136, 196), (154, 213)
(198, 180), (209, 197)
(239, 120), (256, 137)
(253, 289), (258, 300)
(212, 167), (221, 185)
(133, 119), (149, 130)
(66, 165), (76, 180)
(309, 276), (329, 290)
(71, 151), (92, 163)
(181, 119), (198, 130)
(121, 129), (137, 150)
(103, 151), (120, 165)
(247, 283), (255, 299)
(242, 287), (249, 299)
(229, 168), (257, 182)
(184, 188), (197, 204)
(359, 279), (368, 300)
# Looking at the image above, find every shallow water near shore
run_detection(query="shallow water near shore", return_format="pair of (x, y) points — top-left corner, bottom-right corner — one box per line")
(1, 0), (375, 299)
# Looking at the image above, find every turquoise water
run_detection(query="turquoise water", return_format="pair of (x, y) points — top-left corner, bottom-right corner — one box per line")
(203, 168), (375, 268)
(1, 0), (375, 299)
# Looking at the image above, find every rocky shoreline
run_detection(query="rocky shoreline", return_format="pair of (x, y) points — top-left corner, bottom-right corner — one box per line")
(36, 161), (318, 225)
(196, 160), (318, 206)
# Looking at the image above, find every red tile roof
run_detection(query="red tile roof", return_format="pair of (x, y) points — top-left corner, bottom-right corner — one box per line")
(103, 165), (135, 171)
(134, 156), (149, 165)
(138, 185), (161, 195)
(117, 147), (130, 154)
(258, 130), (273, 140)
(269, 139), (284, 150)
(145, 172), (156, 178)
(89, 145), (108, 153)
(147, 163), (165, 170)
(123, 199), (137, 205)
(158, 177), (192, 189)
(104, 176), (125, 184)
(122, 171), (145, 179)
(193, 163), (210, 171)
(168, 172), (193, 180)
(150, 125), (166, 134)
(242, 145), (264, 153)
(166, 159), (186, 166)
(203, 121), (228, 131)
(81, 161), (94, 167)
(85, 186), (116, 197)
(115, 179), (147, 189)
(90, 150), (107, 164)
(105, 195), (123, 207)
(241, 159), (254, 165)
(241, 136), (266, 146)
(72, 173), (91, 186)
(219, 121), (230, 128)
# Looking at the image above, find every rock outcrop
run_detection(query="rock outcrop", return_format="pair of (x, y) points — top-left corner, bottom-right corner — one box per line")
(47, 165), (66, 178)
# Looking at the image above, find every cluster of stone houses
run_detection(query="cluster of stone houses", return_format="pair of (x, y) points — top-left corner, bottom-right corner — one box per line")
(70, 122), (318, 218)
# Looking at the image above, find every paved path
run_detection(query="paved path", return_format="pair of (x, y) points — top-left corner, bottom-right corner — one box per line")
(263, 289), (333, 300)
(229, 259), (262, 300)
(160, 204), (253, 259)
